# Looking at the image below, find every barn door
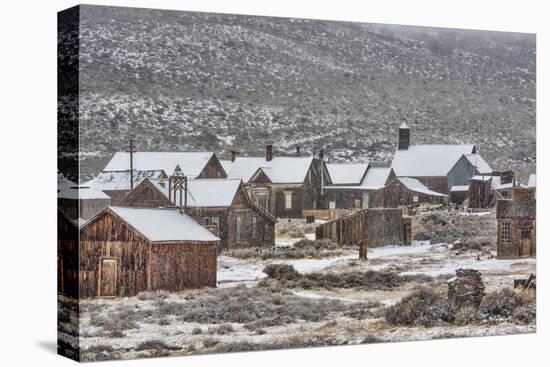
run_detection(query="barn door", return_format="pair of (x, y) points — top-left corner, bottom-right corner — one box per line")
(98, 258), (117, 297)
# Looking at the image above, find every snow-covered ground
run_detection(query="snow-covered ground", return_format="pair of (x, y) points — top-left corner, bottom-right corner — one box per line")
(73, 217), (536, 361)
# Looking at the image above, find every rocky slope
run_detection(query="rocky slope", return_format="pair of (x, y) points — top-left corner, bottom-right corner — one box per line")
(67, 5), (535, 180)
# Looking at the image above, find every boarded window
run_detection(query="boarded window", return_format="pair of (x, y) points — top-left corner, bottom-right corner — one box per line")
(236, 216), (242, 242)
(284, 192), (293, 209)
(502, 222), (511, 242)
(252, 216), (257, 238)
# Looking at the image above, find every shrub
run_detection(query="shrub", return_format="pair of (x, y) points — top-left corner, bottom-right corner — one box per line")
(385, 287), (454, 326)
(135, 340), (180, 352)
(202, 337), (220, 348)
(480, 288), (536, 323)
(137, 290), (169, 301)
(263, 264), (301, 280)
(191, 327), (202, 335)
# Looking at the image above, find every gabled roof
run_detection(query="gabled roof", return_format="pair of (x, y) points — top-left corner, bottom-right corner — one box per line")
(464, 153), (492, 174)
(326, 163), (369, 185)
(57, 172), (75, 192)
(395, 177), (448, 197)
(391, 145), (475, 177)
(85, 170), (166, 191)
(103, 152), (216, 178)
(105, 207), (219, 242)
(58, 186), (111, 200)
(220, 156), (315, 183)
(149, 178), (242, 207)
(361, 167), (391, 189)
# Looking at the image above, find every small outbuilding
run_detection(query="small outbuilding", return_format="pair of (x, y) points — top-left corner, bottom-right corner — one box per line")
(496, 187), (536, 259)
(59, 206), (220, 298)
(369, 177), (448, 208)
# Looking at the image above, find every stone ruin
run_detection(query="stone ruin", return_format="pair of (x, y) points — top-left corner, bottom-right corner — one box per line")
(447, 268), (485, 312)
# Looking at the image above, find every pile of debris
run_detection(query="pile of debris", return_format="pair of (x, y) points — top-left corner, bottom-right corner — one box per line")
(447, 268), (485, 312)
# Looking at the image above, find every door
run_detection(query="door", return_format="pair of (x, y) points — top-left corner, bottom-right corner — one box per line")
(362, 192), (369, 209)
(520, 227), (533, 257)
(98, 258), (117, 297)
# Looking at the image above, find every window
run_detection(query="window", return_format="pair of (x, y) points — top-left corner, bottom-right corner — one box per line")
(502, 222), (511, 242)
(502, 191), (509, 198)
(284, 192), (293, 209)
(413, 195), (419, 203)
(521, 227), (531, 240)
(362, 192), (369, 209)
(263, 223), (270, 241)
(211, 216), (220, 228)
(236, 216), (242, 242)
(354, 199), (361, 209)
(252, 217), (257, 238)
(203, 217), (211, 225)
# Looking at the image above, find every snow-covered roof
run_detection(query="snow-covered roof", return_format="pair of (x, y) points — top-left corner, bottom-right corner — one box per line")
(108, 207), (219, 242)
(400, 121), (409, 129)
(464, 153), (492, 174)
(528, 174), (536, 188)
(103, 152), (215, 178)
(220, 156), (314, 183)
(360, 167), (391, 189)
(84, 170), (166, 191)
(396, 177), (448, 197)
(58, 186), (111, 200)
(149, 178), (242, 207)
(471, 175), (492, 181)
(391, 145), (475, 177)
(326, 163), (369, 185)
(450, 185), (470, 192)
(57, 173), (75, 192)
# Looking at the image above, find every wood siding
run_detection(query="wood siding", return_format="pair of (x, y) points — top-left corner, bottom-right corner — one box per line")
(370, 179), (448, 208)
(315, 208), (408, 250)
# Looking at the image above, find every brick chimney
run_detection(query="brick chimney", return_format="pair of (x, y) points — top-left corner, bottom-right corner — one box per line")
(230, 150), (237, 162)
(266, 144), (273, 161)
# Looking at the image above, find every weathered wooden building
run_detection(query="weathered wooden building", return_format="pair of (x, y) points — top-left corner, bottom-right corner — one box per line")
(220, 145), (332, 218)
(315, 208), (411, 257)
(58, 206), (220, 298)
(467, 175), (515, 209)
(496, 187), (536, 259)
(390, 122), (491, 194)
(323, 164), (391, 210)
(118, 177), (276, 250)
(369, 177), (449, 208)
(58, 185), (112, 222)
(57, 209), (79, 297)
(86, 151), (228, 204)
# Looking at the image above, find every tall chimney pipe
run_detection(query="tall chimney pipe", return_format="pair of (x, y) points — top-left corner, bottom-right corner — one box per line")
(266, 144), (273, 161)
(230, 150), (237, 162)
(296, 146), (301, 156)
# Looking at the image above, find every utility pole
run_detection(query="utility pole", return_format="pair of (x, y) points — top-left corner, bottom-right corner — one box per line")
(127, 139), (136, 190)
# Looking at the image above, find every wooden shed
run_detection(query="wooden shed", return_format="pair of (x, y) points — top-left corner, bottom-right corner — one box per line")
(315, 208), (411, 258)
(369, 177), (449, 208)
(59, 206), (220, 298)
(496, 187), (536, 259)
